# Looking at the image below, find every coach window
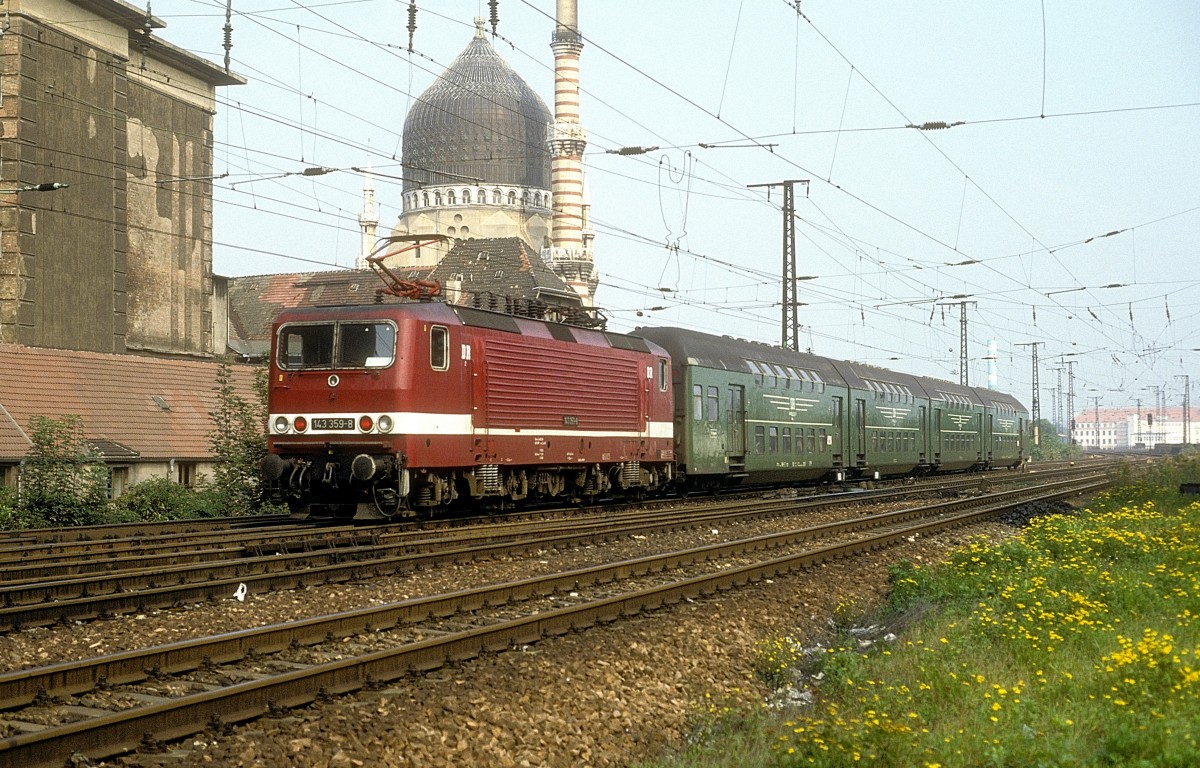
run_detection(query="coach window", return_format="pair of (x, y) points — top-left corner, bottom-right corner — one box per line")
(782, 427), (792, 453)
(693, 385), (704, 420)
(754, 426), (765, 453)
(706, 386), (720, 421)
(430, 326), (449, 371)
(768, 426), (779, 453)
(819, 428), (828, 452)
(658, 359), (669, 391)
(747, 360), (764, 385)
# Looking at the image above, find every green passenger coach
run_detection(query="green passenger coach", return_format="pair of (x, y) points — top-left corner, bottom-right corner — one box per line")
(633, 327), (1027, 491)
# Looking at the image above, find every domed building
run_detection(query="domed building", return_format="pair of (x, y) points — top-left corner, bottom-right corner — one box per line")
(386, 19), (554, 269)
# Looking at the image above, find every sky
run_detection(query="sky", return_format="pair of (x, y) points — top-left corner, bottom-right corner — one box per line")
(159, 0), (1199, 424)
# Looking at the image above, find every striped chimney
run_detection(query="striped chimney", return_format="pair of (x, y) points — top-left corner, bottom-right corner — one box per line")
(545, 0), (597, 305)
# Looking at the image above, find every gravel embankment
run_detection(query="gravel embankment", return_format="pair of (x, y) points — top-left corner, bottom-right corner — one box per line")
(0, 500), (1058, 767)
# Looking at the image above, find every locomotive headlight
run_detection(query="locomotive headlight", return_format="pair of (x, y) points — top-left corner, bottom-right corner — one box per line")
(377, 415), (394, 433)
(358, 415), (374, 432)
(293, 416), (308, 432)
(273, 415), (291, 434)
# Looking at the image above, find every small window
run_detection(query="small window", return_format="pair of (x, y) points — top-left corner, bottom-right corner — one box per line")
(109, 467), (129, 499)
(706, 386), (720, 421)
(177, 462), (197, 488)
(818, 428), (827, 452)
(430, 326), (449, 371)
(782, 427), (792, 453)
(693, 384), (703, 421)
(754, 426), (766, 453)
(807, 428), (817, 453)
(768, 426), (779, 453)
(447, 190), (456, 205)
(658, 359), (669, 392)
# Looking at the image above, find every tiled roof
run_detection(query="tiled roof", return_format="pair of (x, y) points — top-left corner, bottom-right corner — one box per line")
(225, 238), (580, 350)
(0, 345), (258, 462)
(429, 237), (576, 299)
(227, 270), (399, 345)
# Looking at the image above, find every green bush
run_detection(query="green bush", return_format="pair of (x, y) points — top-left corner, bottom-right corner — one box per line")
(20, 415), (111, 526)
(0, 486), (44, 530)
(109, 477), (226, 521)
(208, 359), (270, 514)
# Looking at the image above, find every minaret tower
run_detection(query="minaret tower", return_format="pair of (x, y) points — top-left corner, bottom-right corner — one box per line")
(357, 160), (378, 270)
(544, 0), (598, 305)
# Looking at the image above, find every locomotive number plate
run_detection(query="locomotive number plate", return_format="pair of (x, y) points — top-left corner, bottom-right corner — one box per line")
(313, 417), (355, 431)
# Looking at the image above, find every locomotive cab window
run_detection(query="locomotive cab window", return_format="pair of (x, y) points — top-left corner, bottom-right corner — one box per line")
(278, 321), (397, 370)
(658, 359), (669, 391)
(337, 322), (396, 368)
(429, 326), (450, 371)
(278, 323), (334, 369)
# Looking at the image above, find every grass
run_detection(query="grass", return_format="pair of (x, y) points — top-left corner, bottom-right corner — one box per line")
(637, 455), (1200, 767)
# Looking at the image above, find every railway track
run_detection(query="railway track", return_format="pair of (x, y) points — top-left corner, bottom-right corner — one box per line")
(0, 474), (1107, 768)
(0, 465), (1098, 633)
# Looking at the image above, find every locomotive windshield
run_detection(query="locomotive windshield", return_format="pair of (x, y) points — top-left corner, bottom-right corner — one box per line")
(277, 321), (396, 370)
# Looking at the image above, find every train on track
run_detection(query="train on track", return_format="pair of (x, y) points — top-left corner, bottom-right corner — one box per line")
(261, 299), (1028, 520)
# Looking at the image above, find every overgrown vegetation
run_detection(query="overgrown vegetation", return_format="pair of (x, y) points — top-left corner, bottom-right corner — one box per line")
(17, 415), (111, 526)
(1, 359), (278, 530)
(208, 358), (274, 514)
(1027, 418), (1084, 461)
(106, 477), (225, 522)
(642, 455), (1200, 767)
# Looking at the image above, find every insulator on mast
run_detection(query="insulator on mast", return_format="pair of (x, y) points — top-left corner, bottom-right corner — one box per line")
(139, 2), (153, 70)
(222, 0), (233, 73)
(489, 0), (500, 35)
(407, 1), (417, 52)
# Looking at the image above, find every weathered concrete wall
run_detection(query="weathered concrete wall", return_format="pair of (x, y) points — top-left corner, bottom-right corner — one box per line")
(0, 13), (128, 352)
(123, 96), (215, 357)
(0, 5), (220, 357)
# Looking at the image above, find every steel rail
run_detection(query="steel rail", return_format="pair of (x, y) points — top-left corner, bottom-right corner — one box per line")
(0, 475), (1106, 710)
(0, 469), (1103, 632)
(0, 478), (1106, 768)
(0, 477), (1106, 768)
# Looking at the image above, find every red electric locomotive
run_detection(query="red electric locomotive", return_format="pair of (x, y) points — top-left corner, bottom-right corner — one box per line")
(262, 302), (675, 519)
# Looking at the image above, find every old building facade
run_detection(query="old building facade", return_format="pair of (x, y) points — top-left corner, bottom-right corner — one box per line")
(0, 0), (242, 357)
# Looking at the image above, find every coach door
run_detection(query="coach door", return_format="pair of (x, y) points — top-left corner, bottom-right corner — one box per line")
(831, 396), (845, 467)
(726, 385), (746, 470)
(934, 407), (944, 460)
(919, 405), (929, 463)
(852, 398), (867, 467)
